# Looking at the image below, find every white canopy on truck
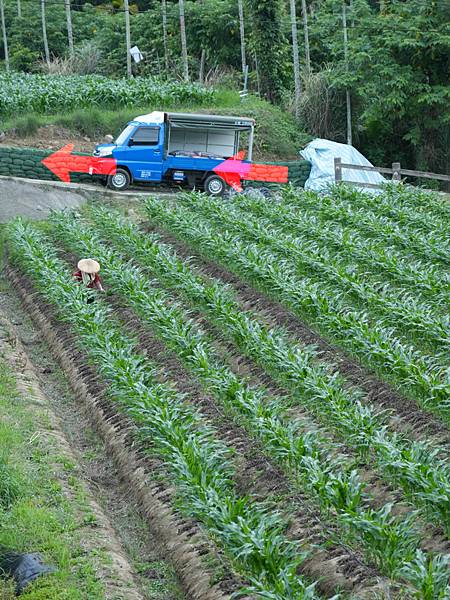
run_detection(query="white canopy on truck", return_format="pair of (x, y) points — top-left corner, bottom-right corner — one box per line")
(134, 111), (255, 160)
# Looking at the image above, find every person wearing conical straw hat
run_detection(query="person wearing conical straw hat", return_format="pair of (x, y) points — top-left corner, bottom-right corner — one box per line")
(73, 258), (105, 293)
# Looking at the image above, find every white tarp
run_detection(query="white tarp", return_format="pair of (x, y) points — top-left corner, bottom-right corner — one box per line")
(301, 138), (385, 192)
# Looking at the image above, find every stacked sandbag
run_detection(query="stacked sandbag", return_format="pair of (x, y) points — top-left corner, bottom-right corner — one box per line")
(0, 146), (102, 184)
(243, 159), (311, 190)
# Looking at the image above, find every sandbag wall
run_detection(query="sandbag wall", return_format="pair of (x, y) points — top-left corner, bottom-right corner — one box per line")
(0, 146), (103, 184)
(0, 146), (311, 189)
(243, 159), (311, 190)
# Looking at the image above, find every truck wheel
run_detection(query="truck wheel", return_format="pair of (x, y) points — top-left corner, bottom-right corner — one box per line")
(107, 168), (131, 191)
(204, 174), (226, 196)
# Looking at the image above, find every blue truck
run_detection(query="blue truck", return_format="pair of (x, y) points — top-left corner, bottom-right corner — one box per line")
(93, 111), (255, 195)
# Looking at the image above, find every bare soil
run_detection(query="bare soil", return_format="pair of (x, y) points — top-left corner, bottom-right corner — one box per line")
(0, 125), (96, 153)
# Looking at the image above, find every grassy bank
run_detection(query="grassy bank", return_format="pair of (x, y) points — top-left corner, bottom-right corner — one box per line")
(0, 354), (108, 599)
(2, 94), (309, 160)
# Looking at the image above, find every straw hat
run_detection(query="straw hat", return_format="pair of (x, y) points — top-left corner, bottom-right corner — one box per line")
(77, 258), (100, 274)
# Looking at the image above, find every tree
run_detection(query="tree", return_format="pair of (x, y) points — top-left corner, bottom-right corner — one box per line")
(41, 0), (50, 65)
(179, 0), (189, 81)
(65, 0), (74, 57)
(161, 0), (168, 70)
(246, 0), (289, 103)
(301, 0), (311, 74)
(289, 0), (301, 117)
(0, 0), (9, 71)
(237, 0), (246, 74)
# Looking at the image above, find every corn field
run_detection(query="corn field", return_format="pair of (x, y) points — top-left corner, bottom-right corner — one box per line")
(5, 182), (450, 600)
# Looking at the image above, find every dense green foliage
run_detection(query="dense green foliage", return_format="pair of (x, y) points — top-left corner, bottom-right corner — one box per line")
(0, 72), (215, 116)
(0, 0), (448, 175)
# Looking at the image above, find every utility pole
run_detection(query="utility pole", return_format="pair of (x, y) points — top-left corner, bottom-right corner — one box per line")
(124, 0), (132, 77)
(162, 0), (169, 71)
(237, 0), (246, 75)
(41, 0), (50, 66)
(179, 0), (189, 81)
(289, 0), (301, 118)
(301, 0), (311, 75)
(0, 0), (9, 72)
(65, 0), (74, 57)
(342, 1), (352, 145)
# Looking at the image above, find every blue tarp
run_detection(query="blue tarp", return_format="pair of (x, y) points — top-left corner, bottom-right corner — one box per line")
(301, 138), (385, 192)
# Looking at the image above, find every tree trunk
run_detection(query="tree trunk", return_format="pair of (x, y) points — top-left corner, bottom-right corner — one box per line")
(237, 0), (246, 74)
(124, 0), (132, 77)
(342, 2), (352, 145)
(289, 0), (301, 118)
(41, 0), (50, 66)
(162, 0), (169, 71)
(179, 0), (189, 81)
(199, 47), (205, 83)
(301, 0), (311, 74)
(17, 0), (21, 18)
(65, 0), (74, 57)
(0, 0), (9, 72)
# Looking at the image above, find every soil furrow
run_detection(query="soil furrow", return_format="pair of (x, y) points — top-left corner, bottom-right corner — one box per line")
(101, 295), (403, 599)
(6, 264), (242, 600)
(105, 288), (449, 556)
(147, 225), (450, 450)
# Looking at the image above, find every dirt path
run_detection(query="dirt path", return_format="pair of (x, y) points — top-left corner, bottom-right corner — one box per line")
(0, 275), (185, 600)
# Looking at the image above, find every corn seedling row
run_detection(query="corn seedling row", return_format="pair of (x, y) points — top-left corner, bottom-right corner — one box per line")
(283, 186), (449, 266)
(82, 204), (450, 532)
(322, 184), (450, 237)
(236, 189), (449, 308)
(143, 197), (450, 421)
(176, 192), (449, 356)
(49, 211), (449, 581)
(6, 219), (322, 600)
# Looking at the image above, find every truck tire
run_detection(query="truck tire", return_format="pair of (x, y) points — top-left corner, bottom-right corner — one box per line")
(107, 168), (131, 191)
(204, 174), (226, 196)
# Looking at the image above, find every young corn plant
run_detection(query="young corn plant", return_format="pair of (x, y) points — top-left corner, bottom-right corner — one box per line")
(399, 550), (450, 600)
(6, 218), (323, 600)
(237, 190), (449, 308)
(143, 196), (450, 421)
(176, 191), (449, 357)
(284, 185), (449, 267)
(85, 203), (450, 531)
(49, 211), (445, 582)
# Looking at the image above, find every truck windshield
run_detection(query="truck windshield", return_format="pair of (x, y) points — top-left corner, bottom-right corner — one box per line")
(115, 124), (135, 146)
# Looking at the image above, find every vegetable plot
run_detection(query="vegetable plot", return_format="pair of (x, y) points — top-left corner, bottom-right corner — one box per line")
(143, 193), (449, 419)
(5, 181), (450, 600)
(6, 220), (321, 600)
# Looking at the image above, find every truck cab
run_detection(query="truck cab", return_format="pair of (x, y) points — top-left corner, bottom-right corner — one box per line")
(94, 111), (255, 195)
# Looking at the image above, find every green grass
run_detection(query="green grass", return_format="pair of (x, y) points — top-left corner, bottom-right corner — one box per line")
(1, 94), (308, 160)
(0, 364), (107, 599)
